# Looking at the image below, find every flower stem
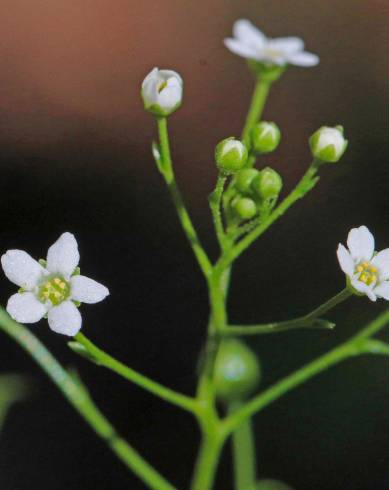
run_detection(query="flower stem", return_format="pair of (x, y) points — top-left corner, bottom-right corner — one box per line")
(209, 173), (227, 249)
(156, 116), (212, 278)
(74, 332), (198, 414)
(0, 309), (176, 490)
(241, 78), (272, 148)
(221, 288), (351, 336)
(190, 431), (224, 490)
(222, 309), (389, 435)
(228, 401), (257, 490)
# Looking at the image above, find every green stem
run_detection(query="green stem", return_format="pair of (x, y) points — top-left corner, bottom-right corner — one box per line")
(0, 309), (176, 490)
(242, 78), (272, 148)
(190, 432), (224, 490)
(216, 163), (320, 273)
(221, 289), (351, 336)
(223, 309), (389, 434)
(157, 117), (212, 278)
(74, 332), (198, 414)
(210, 174), (227, 249)
(228, 401), (257, 490)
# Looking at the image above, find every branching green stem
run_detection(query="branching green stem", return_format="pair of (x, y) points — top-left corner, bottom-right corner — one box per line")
(222, 309), (389, 435)
(157, 117), (212, 278)
(221, 288), (351, 336)
(74, 332), (198, 414)
(0, 309), (176, 490)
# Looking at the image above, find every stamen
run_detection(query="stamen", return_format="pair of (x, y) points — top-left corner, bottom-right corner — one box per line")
(38, 276), (70, 306)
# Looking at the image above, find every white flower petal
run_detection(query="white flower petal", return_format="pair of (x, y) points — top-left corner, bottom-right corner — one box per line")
(46, 232), (80, 279)
(268, 37), (304, 53)
(6, 292), (47, 323)
(232, 19), (266, 47)
(374, 281), (389, 300)
(159, 70), (183, 87)
(350, 278), (377, 301)
(285, 51), (319, 67)
(1, 250), (46, 290)
(347, 226), (375, 262)
(71, 275), (109, 304)
(337, 244), (354, 276)
(48, 301), (82, 336)
(224, 38), (262, 60)
(158, 84), (182, 111)
(141, 67), (159, 90)
(371, 249), (389, 280)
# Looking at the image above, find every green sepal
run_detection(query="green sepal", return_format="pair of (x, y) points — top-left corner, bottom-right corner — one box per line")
(357, 339), (389, 356)
(73, 300), (81, 308)
(18, 287), (26, 294)
(247, 61), (287, 82)
(67, 342), (102, 365)
(72, 267), (81, 277)
(39, 259), (47, 267)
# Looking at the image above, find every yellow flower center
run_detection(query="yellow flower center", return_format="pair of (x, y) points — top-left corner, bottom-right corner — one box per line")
(355, 261), (378, 286)
(263, 47), (283, 59)
(38, 276), (71, 305)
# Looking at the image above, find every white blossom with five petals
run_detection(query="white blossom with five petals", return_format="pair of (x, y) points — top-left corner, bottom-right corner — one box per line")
(1, 233), (109, 336)
(224, 19), (319, 67)
(337, 226), (389, 302)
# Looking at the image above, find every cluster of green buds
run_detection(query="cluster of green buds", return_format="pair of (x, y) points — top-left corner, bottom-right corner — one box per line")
(231, 167), (283, 220)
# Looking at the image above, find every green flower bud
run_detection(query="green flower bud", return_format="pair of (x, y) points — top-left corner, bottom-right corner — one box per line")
(251, 122), (281, 154)
(232, 197), (257, 220)
(235, 168), (260, 194)
(214, 339), (261, 403)
(215, 138), (248, 174)
(251, 167), (283, 200)
(309, 125), (348, 163)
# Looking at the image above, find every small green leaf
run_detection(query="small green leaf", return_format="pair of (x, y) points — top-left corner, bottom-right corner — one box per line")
(72, 267), (81, 276)
(68, 341), (101, 365)
(312, 318), (336, 330)
(39, 258), (47, 267)
(360, 339), (389, 356)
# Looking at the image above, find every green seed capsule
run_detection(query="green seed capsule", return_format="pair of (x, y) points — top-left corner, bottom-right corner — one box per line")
(214, 339), (261, 403)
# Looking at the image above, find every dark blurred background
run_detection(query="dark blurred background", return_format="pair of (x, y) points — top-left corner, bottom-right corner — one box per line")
(0, 0), (388, 489)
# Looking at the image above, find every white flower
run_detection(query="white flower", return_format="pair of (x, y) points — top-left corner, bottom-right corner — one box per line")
(337, 226), (389, 302)
(141, 67), (183, 116)
(224, 19), (319, 67)
(1, 233), (109, 336)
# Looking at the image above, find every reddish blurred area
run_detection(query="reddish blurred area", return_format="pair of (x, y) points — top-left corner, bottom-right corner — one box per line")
(0, 0), (387, 159)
